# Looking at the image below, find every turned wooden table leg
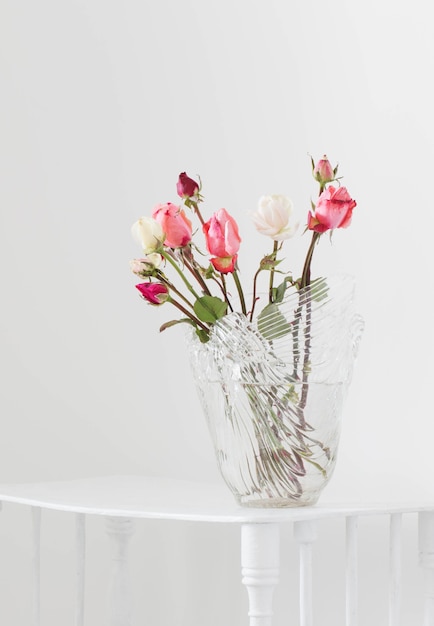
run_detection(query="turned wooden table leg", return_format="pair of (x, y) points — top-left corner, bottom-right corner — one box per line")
(241, 523), (280, 626)
(31, 506), (41, 626)
(346, 515), (359, 626)
(389, 513), (402, 626)
(105, 516), (135, 626)
(294, 520), (318, 626)
(75, 513), (86, 626)
(419, 511), (434, 626)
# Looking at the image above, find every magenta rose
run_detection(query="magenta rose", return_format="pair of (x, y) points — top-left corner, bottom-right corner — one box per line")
(177, 172), (199, 199)
(152, 202), (193, 248)
(203, 208), (241, 274)
(308, 186), (356, 233)
(135, 282), (169, 305)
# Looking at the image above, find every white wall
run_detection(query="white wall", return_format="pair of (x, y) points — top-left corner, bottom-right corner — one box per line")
(1, 0), (433, 623)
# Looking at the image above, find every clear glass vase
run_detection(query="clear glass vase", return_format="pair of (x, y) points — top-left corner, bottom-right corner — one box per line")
(188, 275), (364, 508)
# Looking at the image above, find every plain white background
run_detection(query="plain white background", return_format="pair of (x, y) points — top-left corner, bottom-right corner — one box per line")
(1, 0), (434, 623)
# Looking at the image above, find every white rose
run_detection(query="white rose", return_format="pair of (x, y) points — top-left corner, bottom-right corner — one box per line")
(142, 253), (162, 268)
(131, 217), (165, 254)
(252, 194), (298, 241)
(129, 254), (162, 276)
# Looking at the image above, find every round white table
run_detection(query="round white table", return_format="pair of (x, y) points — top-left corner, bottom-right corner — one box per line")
(1, 475), (434, 626)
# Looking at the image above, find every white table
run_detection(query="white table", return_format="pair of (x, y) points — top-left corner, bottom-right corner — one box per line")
(1, 475), (434, 625)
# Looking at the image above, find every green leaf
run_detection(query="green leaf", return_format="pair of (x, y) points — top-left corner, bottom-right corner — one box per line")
(193, 296), (228, 323)
(257, 303), (292, 340)
(260, 255), (282, 271)
(204, 264), (215, 279)
(283, 384), (299, 404)
(309, 277), (329, 302)
(159, 318), (195, 333)
(272, 277), (291, 304)
(195, 328), (210, 343)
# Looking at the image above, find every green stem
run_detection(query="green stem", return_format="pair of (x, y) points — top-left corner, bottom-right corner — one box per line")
(213, 275), (233, 312)
(300, 232), (321, 289)
(220, 274), (229, 304)
(299, 181), (326, 288)
(268, 240), (279, 303)
(161, 277), (195, 310)
(169, 297), (209, 332)
(232, 270), (247, 316)
(190, 200), (205, 226)
(182, 254), (212, 296)
(161, 250), (201, 300)
(249, 268), (262, 322)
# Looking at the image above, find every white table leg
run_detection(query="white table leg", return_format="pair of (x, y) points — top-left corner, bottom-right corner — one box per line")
(31, 506), (41, 626)
(346, 515), (359, 626)
(241, 523), (280, 626)
(419, 511), (434, 626)
(105, 516), (135, 626)
(294, 520), (318, 626)
(75, 513), (86, 626)
(389, 513), (402, 626)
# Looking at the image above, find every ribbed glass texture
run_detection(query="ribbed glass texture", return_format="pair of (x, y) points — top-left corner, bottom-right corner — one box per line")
(188, 275), (364, 508)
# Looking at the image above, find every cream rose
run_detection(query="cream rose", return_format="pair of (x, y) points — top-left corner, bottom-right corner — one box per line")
(131, 217), (165, 254)
(129, 254), (162, 277)
(252, 194), (298, 241)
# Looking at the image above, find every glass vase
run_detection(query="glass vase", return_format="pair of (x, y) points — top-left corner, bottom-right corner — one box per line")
(188, 274), (364, 508)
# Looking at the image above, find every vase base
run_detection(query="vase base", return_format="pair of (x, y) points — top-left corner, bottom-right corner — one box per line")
(236, 494), (320, 509)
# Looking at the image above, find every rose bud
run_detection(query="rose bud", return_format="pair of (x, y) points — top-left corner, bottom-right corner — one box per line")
(130, 255), (162, 277)
(312, 155), (336, 184)
(308, 185), (356, 233)
(135, 282), (169, 305)
(203, 208), (241, 274)
(131, 217), (165, 254)
(176, 172), (199, 199)
(152, 202), (193, 249)
(252, 194), (298, 241)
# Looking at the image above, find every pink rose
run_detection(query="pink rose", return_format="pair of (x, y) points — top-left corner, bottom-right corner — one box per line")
(203, 208), (241, 274)
(152, 202), (192, 248)
(210, 255), (237, 273)
(135, 282), (169, 305)
(308, 186), (356, 233)
(313, 155), (335, 184)
(177, 172), (199, 199)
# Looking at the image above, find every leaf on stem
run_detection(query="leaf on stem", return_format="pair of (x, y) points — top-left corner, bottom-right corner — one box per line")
(204, 264), (216, 279)
(257, 303), (292, 340)
(271, 277), (292, 304)
(159, 318), (196, 332)
(195, 328), (210, 343)
(260, 255), (282, 271)
(309, 277), (329, 302)
(193, 295), (228, 323)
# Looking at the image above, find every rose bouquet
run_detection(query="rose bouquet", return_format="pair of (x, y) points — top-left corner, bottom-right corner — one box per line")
(130, 156), (361, 507)
(130, 155), (357, 341)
